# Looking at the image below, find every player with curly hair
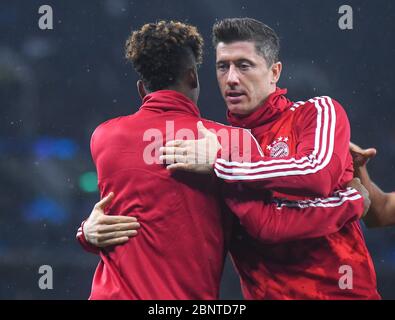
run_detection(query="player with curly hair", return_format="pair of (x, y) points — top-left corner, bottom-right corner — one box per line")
(77, 20), (240, 300)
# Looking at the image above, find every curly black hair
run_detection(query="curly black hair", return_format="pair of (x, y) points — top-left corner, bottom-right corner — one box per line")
(125, 20), (204, 92)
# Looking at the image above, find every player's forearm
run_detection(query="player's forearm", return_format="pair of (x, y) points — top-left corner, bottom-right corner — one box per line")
(216, 153), (340, 197)
(225, 188), (364, 243)
(356, 166), (394, 227)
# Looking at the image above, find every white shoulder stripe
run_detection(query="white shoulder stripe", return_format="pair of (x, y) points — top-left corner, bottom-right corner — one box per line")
(290, 100), (306, 111)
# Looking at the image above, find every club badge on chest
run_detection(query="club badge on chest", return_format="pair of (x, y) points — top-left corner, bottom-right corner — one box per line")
(266, 136), (290, 158)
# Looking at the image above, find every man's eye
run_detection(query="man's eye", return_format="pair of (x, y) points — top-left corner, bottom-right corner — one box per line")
(240, 64), (251, 70)
(217, 64), (228, 71)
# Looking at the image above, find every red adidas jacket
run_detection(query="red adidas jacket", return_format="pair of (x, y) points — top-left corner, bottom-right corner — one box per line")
(80, 90), (233, 299)
(216, 88), (380, 299)
(76, 90), (368, 299)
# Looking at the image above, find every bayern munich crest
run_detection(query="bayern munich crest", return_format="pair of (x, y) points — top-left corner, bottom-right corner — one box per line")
(266, 136), (290, 158)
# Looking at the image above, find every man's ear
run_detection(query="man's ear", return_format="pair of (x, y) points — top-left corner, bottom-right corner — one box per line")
(271, 62), (282, 84)
(187, 67), (198, 90)
(137, 80), (147, 99)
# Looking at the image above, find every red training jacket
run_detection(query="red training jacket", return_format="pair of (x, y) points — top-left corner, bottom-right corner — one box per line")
(217, 88), (380, 300)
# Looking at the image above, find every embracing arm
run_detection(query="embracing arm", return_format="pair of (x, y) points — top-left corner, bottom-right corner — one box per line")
(215, 97), (350, 198)
(159, 98), (352, 198)
(76, 192), (140, 254)
(224, 178), (370, 244)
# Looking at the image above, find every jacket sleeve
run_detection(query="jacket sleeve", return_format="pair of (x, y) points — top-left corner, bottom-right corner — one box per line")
(214, 97), (350, 198)
(76, 220), (101, 255)
(223, 184), (365, 244)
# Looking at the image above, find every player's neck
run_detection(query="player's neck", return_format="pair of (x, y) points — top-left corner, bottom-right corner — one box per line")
(166, 85), (197, 105)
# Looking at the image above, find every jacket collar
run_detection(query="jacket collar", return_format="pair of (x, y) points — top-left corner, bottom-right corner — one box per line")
(227, 87), (293, 129)
(140, 90), (200, 117)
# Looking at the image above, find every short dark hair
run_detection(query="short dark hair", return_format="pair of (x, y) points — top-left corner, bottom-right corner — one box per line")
(212, 18), (280, 66)
(125, 20), (204, 92)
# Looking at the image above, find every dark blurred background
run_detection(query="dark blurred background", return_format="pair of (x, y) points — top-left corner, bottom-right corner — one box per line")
(0, 0), (394, 299)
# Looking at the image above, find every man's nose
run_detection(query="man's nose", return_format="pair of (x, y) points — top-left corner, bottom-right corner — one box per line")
(226, 65), (240, 87)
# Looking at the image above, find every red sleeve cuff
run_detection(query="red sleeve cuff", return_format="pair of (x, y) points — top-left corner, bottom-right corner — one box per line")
(76, 220), (101, 255)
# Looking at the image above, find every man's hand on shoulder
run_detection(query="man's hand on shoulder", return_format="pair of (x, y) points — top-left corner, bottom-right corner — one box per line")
(159, 121), (221, 174)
